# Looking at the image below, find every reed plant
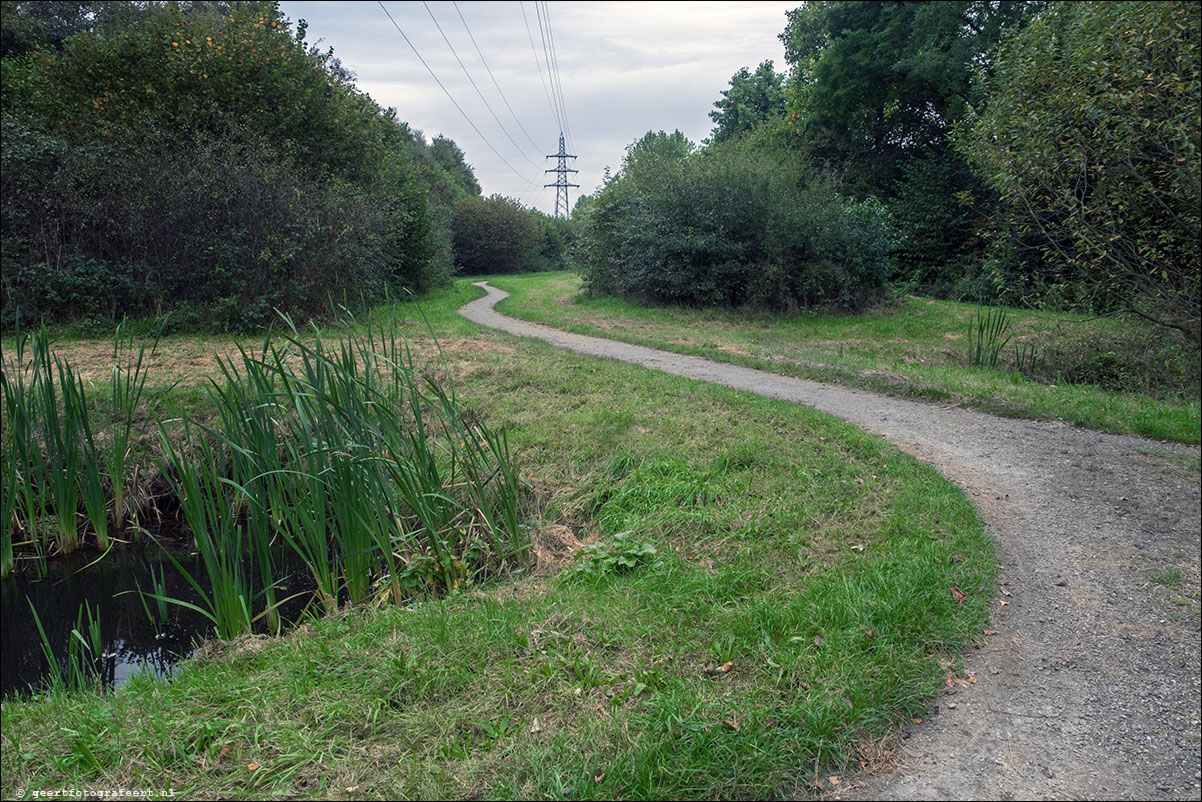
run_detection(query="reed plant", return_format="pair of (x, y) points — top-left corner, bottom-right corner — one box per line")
(3, 311), (528, 645)
(139, 311), (526, 635)
(157, 416), (258, 640)
(98, 320), (153, 534)
(1, 328), (85, 556)
(967, 304), (1013, 369)
(26, 598), (103, 694)
(1, 324), (153, 570)
(1, 330), (49, 575)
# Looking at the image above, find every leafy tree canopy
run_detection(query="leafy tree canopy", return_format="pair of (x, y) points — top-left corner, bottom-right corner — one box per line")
(429, 134), (481, 197)
(780, 0), (1041, 195)
(0, 0), (466, 328)
(621, 129), (694, 176)
(707, 60), (785, 145)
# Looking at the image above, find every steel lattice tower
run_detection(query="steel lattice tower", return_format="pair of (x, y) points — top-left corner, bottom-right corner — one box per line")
(545, 134), (578, 218)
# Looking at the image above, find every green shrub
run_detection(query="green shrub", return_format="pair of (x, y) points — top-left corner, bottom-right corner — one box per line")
(451, 194), (543, 275)
(575, 127), (891, 311)
(0, 2), (451, 330)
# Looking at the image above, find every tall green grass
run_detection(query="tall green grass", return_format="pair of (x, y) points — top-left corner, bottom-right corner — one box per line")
(1, 326), (153, 577)
(3, 313), (528, 644)
(966, 305), (1012, 369)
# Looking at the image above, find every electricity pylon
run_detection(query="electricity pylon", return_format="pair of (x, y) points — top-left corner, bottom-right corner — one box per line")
(545, 134), (578, 218)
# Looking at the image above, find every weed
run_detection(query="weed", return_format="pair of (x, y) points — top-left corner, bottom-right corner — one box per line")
(571, 531), (657, 577)
(1149, 567), (1183, 586)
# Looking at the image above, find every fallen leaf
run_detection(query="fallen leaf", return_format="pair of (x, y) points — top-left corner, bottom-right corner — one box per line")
(723, 719), (739, 730)
(850, 543), (866, 552)
(247, 762), (260, 771)
(344, 787), (358, 795)
(829, 775), (843, 786)
(218, 746), (232, 760)
(912, 717), (923, 724)
(945, 677), (955, 687)
(720, 661), (734, 673)
(851, 778), (867, 788)
(983, 629), (999, 636)
(999, 600), (1009, 606)
(594, 774), (605, 783)
(530, 718), (542, 734)
(951, 586), (967, 604)
(968, 674), (977, 683)
(863, 628), (875, 638)
(1000, 587), (1012, 597)
(814, 779), (825, 790)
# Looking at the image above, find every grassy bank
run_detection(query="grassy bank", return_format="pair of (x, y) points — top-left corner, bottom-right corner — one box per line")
(489, 272), (1200, 444)
(2, 282), (994, 799)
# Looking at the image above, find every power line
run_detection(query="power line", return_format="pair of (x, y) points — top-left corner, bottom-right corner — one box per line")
(376, 1), (539, 188)
(422, 1), (540, 169)
(520, 1), (562, 137)
(452, 1), (544, 155)
(533, 1), (568, 144)
(539, 1), (574, 154)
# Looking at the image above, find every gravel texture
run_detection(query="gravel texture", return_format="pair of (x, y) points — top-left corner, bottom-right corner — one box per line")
(462, 281), (1202, 801)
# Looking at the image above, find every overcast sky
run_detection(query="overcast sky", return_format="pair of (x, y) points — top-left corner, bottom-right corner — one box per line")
(276, 1), (796, 215)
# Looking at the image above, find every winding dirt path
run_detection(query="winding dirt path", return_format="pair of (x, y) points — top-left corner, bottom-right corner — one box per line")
(460, 282), (1201, 800)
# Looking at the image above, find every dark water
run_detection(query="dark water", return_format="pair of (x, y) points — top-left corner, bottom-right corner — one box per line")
(1, 539), (312, 697)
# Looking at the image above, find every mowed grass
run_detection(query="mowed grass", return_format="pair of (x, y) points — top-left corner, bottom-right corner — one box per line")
(1, 282), (994, 799)
(489, 272), (1200, 444)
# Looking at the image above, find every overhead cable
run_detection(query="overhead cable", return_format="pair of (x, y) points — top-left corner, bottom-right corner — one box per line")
(534, 1), (568, 141)
(422, 1), (540, 169)
(376, 1), (538, 187)
(538, 1), (574, 153)
(520, 1), (563, 137)
(452, 1), (545, 154)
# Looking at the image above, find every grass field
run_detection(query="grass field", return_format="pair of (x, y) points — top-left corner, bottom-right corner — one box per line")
(488, 272), (1200, 444)
(1, 282), (995, 799)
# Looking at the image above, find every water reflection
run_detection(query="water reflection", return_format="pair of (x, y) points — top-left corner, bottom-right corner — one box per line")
(1, 540), (311, 697)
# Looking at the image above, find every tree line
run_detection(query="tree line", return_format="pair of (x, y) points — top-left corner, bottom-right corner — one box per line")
(574, 1), (1199, 350)
(0, 0), (565, 331)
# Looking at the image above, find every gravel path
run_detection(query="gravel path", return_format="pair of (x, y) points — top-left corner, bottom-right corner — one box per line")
(460, 282), (1201, 801)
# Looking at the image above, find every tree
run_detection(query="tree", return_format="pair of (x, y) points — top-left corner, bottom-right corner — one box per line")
(960, 1), (1200, 347)
(779, 1), (1042, 293)
(429, 134), (481, 196)
(707, 60), (785, 144)
(781, 1), (1041, 193)
(1, 1), (445, 328)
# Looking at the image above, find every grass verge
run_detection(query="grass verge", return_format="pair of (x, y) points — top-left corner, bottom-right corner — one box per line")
(488, 272), (1200, 444)
(1, 281), (995, 799)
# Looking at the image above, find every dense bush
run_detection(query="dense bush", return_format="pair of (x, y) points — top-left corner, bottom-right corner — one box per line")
(450, 194), (543, 276)
(0, 1), (473, 330)
(575, 127), (891, 311)
(959, 0), (1201, 348)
